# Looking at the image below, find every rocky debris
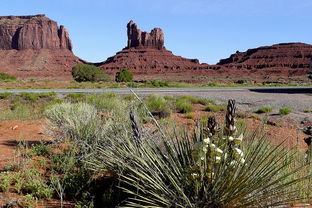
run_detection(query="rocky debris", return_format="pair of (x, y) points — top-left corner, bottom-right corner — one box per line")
(0, 14), (79, 77)
(217, 43), (312, 75)
(0, 14), (72, 50)
(126, 20), (164, 50)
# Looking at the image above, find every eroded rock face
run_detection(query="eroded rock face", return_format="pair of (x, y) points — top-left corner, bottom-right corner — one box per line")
(0, 14), (72, 50)
(217, 43), (312, 73)
(0, 15), (78, 77)
(126, 20), (164, 50)
(99, 20), (212, 73)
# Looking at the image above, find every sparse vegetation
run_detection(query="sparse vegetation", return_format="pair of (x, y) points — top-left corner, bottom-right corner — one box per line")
(0, 93), (310, 207)
(256, 106), (273, 114)
(279, 107), (292, 115)
(72, 63), (110, 82)
(0, 72), (16, 82)
(205, 103), (227, 112)
(145, 94), (171, 118)
(176, 97), (193, 113)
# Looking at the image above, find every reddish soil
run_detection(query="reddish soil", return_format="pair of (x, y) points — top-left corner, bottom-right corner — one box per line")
(0, 119), (51, 169)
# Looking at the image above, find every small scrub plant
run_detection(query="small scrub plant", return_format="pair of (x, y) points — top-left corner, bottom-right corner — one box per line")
(0, 72), (16, 82)
(72, 63), (110, 82)
(19, 92), (39, 102)
(205, 103), (227, 112)
(18, 194), (38, 208)
(29, 141), (51, 157)
(0, 172), (13, 192)
(304, 108), (312, 113)
(185, 112), (194, 119)
(115, 68), (133, 82)
(66, 93), (85, 102)
(176, 98), (193, 113)
(279, 107), (291, 116)
(256, 106), (273, 114)
(145, 94), (171, 118)
(0, 92), (12, 99)
(148, 80), (169, 87)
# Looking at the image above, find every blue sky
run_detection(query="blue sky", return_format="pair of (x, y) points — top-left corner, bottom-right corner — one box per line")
(1, 0), (312, 64)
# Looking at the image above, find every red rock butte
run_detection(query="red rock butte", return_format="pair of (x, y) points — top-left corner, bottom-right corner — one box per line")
(98, 20), (219, 74)
(0, 14), (79, 77)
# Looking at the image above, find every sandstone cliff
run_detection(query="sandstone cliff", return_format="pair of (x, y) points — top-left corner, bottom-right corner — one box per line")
(0, 14), (72, 50)
(218, 43), (312, 71)
(0, 14), (78, 77)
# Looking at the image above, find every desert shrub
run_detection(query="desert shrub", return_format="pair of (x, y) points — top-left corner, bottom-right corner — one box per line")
(37, 92), (56, 99)
(145, 94), (171, 118)
(66, 93), (85, 102)
(0, 172), (13, 192)
(148, 80), (169, 87)
(30, 141), (51, 157)
(205, 103), (227, 112)
(177, 96), (214, 106)
(256, 106), (273, 114)
(18, 194), (38, 208)
(115, 68), (133, 82)
(185, 112), (194, 119)
(0, 72), (16, 81)
(19, 92), (39, 102)
(45, 102), (101, 143)
(279, 107), (291, 115)
(0, 92), (12, 99)
(72, 64), (110, 82)
(304, 108), (312, 113)
(126, 81), (140, 88)
(0, 103), (39, 120)
(176, 98), (193, 113)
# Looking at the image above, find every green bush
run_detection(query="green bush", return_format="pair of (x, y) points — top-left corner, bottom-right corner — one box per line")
(148, 80), (169, 87)
(72, 64), (110, 82)
(0, 92), (12, 99)
(19, 92), (39, 102)
(279, 107), (291, 115)
(115, 68), (133, 82)
(145, 94), (171, 118)
(176, 98), (193, 113)
(30, 142), (51, 157)
(205, 104), (227, 112)
(256, 106), (273, 114)
(0, 72), (16, 81)
(66, 93), (85, 102)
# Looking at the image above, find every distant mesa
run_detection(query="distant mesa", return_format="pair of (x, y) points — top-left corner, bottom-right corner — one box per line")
(98, 20), (213, 73)
(0, 14), (79, 77)
(218, 43), (312, 72)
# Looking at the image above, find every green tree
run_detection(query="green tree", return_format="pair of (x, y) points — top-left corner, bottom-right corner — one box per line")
(115, 68), (133, 82)
(72, 64), (110, 82)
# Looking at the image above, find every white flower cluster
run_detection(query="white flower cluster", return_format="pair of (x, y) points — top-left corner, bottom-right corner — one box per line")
(190, 134), (245, 180)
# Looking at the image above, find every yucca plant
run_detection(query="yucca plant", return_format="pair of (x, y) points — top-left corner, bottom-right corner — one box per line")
(89, 99), (312, 207)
